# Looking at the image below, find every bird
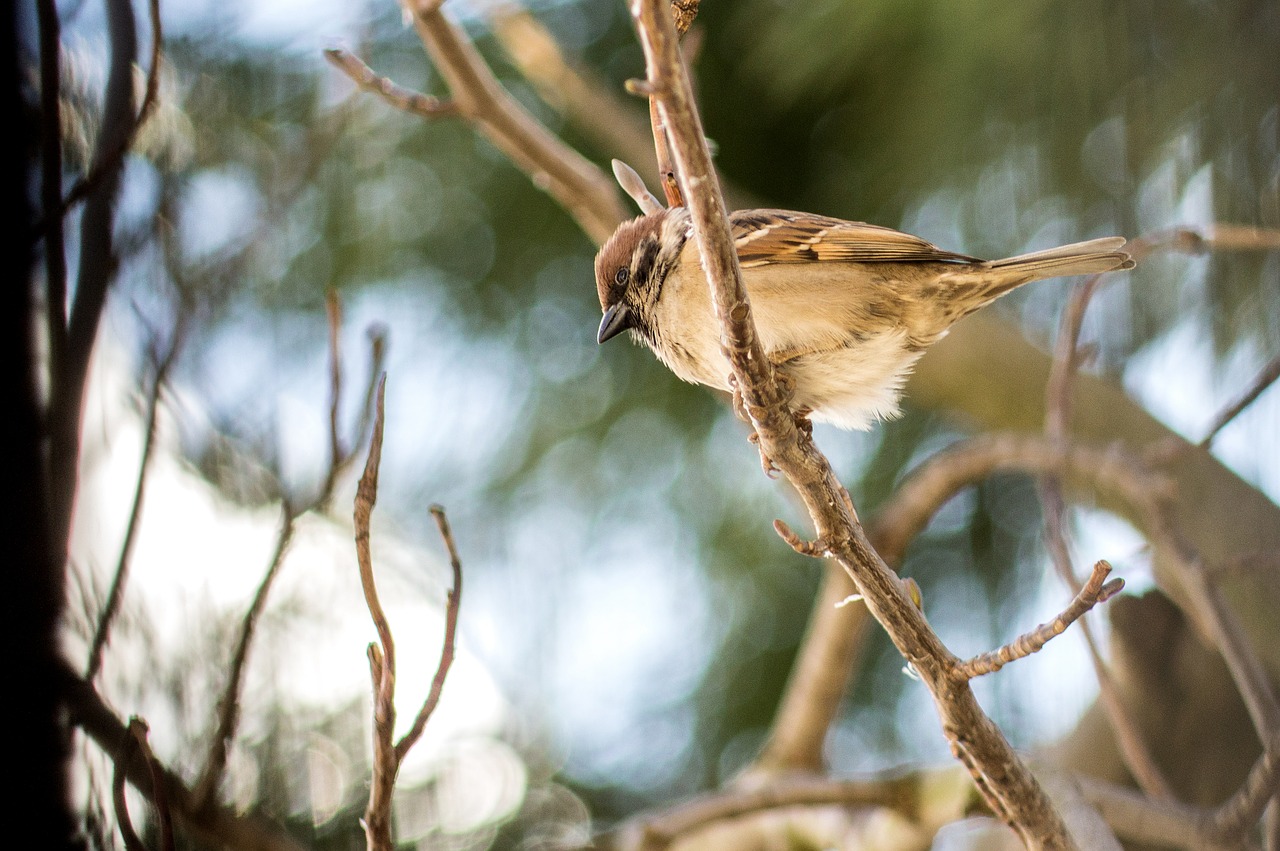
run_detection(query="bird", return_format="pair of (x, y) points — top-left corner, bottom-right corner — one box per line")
(594, 207), (1134, 430)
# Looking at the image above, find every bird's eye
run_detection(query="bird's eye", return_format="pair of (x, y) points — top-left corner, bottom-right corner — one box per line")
(614, 267), (629, 286)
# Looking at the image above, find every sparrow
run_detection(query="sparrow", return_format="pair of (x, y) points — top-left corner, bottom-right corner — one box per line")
(595, 207), (1134, 430)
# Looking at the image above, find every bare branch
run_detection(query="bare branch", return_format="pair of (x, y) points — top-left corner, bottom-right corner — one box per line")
(355, 376), (396, 851)
(394, 505), (462, 761)
(1076, 777), (1239, 851)
(323, 47), (458, 118)
(114, 719), (148, 851)
(48, 0), (138, 571)
(1209, 733), (1280, 844)
(958, 561), (1124, 679)
(63, 663), (309, 851)
(1041, 275), (1178, 801)
(192, 504), (298, 811)
(52, 0), (163, 226)
(86, 314), (186, 679)
(192, 295), (387, 808)
(1199, 352), (1280, 449)
(601, 772), (920, 850)
(396, 0), (627, 244)
(630, 2), (1074, 846)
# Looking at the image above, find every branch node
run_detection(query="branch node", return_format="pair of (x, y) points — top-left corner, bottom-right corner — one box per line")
(625, 77), (659, 96)
(773, 519), (829, 557)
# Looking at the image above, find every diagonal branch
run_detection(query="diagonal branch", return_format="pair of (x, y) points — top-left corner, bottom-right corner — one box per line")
(1042, 276), (1176, 801)
(394, 505), (462, 762)
(192, 296), (386, 810)
(63, 662), (307, 851)
(958, 561), (1124, 679)
(629, 2), (1074, 847)
(392, 0), (627, 244)
(1198, 352), (1280, 449)
(86, 312), (187, 679)
(323, 47), (458, 118)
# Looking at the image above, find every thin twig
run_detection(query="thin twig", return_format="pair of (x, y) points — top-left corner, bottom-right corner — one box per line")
(62, 663), (308, 851)
(1041, 275), (1177, 800)
(1199, 352), (1280, 449)
(114, 719), (148, 851)
(354, 376), (396, 851)
(958, 561), (1124, 679)
(1208, 732), (1280, 843)
(878, 429), (1280, 839)
(192, 296), (386, 808)
(394, 505), (463, 761)
(86, 313), (186, 679)
(600, 772), (919, 850)
(323, 47), (458, 118)
(192, 504), (298, 811)
(397, 0), (627, 244)
(46, 0), (163, 231)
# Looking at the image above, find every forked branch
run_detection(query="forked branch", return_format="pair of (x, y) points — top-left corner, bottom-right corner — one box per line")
(354, 379), (464, 850)
(628, 1), (1077, 847)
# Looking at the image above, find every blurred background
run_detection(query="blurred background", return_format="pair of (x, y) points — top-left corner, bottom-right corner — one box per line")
(52, 0), (1279, 847)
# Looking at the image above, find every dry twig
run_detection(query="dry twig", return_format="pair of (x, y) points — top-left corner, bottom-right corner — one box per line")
(113, 718), (174, 851)
(373, 0), (627, 244)
(958, 561), (1124, 679)
(86, 313), (187, 679)
(354, 379), (465, 849)
(63, 663), (307, 851)
(600, 773), (919, 851)
(1198, 352), (1280, 449)
(394, 505), (462, 761)
(192, 295), (386, 810)
(355, 377), (396, 851)
(1041, 275), (1176, 800)
(323, 48), (457, 118)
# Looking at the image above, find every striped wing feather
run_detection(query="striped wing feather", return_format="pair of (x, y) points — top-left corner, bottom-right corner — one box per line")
(731, 209), (980, 268)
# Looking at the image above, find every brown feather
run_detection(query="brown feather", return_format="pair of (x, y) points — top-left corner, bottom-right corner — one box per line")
(733, 209), (980, 268)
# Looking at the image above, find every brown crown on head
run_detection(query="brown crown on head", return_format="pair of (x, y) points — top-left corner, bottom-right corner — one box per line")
(594, 214), (664, 311)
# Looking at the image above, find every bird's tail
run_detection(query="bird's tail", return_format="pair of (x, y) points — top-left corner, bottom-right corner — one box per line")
(941, 237), (1135, 306)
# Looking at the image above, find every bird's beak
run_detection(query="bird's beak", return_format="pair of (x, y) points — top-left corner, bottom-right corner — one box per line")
(597, 303), (633, 344)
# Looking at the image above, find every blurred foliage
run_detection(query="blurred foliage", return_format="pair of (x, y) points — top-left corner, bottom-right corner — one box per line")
(73, 0), (1280, 841)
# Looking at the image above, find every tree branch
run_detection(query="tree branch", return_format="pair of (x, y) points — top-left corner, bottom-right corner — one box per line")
(394, 505), (462, 762)
(323, 47), (458, 118)
(354, 376), (396, 851)
(63, 662), (308, 851)
(192, 296), (386, 810)
(390, 0), (627, 244)
(629, 2), (1075, 847)
(86, 312), (187, 679)
(957, 561), (1124, 679)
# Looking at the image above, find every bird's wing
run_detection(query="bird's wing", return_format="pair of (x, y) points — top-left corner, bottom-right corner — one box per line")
(731, 209), (979, 268)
